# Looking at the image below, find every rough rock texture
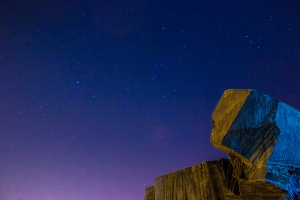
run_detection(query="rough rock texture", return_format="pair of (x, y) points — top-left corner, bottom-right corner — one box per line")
(154, 159), (229, 200)
(144, 186), (155, 200)
(145, 159), (286, 200)
(144, 89), (300, 199)
(211, 89), (300, 191)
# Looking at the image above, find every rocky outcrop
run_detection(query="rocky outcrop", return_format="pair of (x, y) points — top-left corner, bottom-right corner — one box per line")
(144, 159), (286, 200)
(144, 89), (300, 200)
(211, 89), (300, 193)
(144, 186), (155, 200)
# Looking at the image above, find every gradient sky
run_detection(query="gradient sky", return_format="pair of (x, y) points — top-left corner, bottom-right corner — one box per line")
(1, 0), (300, 199)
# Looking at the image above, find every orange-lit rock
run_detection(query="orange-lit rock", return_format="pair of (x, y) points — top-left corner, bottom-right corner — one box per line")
(144, 159), (286, 200)
(144, 186), (155, 200)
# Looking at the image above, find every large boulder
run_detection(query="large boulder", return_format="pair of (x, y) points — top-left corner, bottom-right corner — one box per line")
(144, 89), (300, 199)
(211, 89), (300, 192)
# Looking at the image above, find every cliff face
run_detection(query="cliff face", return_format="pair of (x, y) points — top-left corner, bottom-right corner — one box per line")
(144, 89), (300, 199)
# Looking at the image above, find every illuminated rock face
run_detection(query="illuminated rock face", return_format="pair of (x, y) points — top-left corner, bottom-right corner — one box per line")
(211, 89), (300, 192)
(144, 159), (286, 200)
(144, 89), (300, 199)
(144, 186), (155, 200)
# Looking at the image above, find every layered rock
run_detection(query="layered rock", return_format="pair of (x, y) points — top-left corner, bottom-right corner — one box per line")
(144, 89), (300, 199)
(144, 186), (155, 200)
(144, 159), (286, 200)
(211, 89), (300, 192)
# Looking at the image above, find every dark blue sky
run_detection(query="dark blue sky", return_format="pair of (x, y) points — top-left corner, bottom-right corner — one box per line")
(1, 0), (300, 199)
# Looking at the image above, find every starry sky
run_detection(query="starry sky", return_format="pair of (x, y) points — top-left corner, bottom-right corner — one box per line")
(1, 0), (300, 199)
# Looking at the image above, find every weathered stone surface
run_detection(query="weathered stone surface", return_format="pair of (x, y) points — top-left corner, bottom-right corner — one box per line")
(154, 159), (228, 200)
(144, 186), (155, 200)
(211, 89), (300, 191)
(144, 159), (286, 200)
(144, 89), (300, 199)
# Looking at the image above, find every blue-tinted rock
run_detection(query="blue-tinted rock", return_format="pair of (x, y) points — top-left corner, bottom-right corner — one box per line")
(144, 89), (300, 199)
(211, 89), (300, 193)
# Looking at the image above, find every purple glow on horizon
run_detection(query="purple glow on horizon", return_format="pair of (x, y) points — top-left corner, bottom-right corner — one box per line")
(1, 0), (300, 199)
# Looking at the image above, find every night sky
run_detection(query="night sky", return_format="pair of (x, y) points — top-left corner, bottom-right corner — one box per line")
(1, 0), (300, 199)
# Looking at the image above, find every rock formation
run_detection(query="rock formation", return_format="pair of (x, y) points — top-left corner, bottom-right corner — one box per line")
(144, 89), (300, 200)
